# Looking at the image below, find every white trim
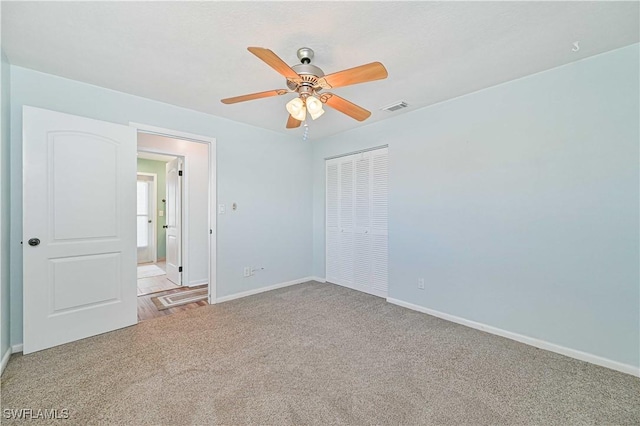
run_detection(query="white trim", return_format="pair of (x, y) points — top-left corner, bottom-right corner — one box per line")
(207, 134), (217, 303)
(1, 347), (11, 376)
(131, 122), (217, 307)
(130, 122), (216, 144)
(136, 172), (158, 263)
(11, 343), (23, 353)
(214, 277), (316, 304)
(324, 144), (389, 161)
(309, 276), (326, 283)
(386, 297), (640, 378)
(331, 279), (387, 298)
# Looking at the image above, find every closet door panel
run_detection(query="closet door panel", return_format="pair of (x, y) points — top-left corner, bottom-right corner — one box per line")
(339, 231), (354, 286)
(371, 234), (388, 293)
(371, 150), (389, 233)
(354, 232), (371, 288)
(355, 155), (371, 229)
(325, 161), (340, 283)
(371, 149), (389, 293)
(354, 154), (372, 289)
(339, 159), (354, 230)
(338, 158), (354, 286)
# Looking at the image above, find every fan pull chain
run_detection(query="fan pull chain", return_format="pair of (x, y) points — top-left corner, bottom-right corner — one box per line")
(302, 121), (309, 141)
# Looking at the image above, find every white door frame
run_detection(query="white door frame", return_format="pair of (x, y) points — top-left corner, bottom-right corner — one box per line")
(136, 172), (157, 264)
(130, 122), (217, 304)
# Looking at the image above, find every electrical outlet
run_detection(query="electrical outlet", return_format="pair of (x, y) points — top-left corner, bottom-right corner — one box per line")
(418, 278), (425, 290)
(243, 267), (251, 277)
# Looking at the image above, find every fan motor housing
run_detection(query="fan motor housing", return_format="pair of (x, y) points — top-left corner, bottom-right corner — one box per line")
(288, 63), (324, 92)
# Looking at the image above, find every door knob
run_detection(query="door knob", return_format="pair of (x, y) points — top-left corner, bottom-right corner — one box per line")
(28, 238), (40, 247)
(148, 220), (152, 223)
(162, 225), (168, 229)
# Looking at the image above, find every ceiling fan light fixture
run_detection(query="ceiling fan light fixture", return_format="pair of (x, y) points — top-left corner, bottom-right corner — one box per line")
(286, 97), (306, 121)
(305, 95), (325, 120)
(221, 47), (388, 128)
(309, 107), (325, 120)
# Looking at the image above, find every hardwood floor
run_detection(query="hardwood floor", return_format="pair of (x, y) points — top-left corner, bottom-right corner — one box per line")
(136, 261), (180, 296)
(137, 285), (209, 322)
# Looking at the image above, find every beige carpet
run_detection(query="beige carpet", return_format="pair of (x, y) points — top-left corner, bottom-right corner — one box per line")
(2, 282), (639, 425)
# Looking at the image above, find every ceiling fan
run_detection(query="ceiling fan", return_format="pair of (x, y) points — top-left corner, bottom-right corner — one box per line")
(221, 47), (388, 129)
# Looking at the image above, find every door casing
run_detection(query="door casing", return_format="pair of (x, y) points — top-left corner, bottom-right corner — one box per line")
(132, 122), (217, 304)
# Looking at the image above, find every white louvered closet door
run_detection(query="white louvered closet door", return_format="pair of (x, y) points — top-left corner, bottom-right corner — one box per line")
(370, 149), (389, 295)
(353, 153), (372, 291)
(325, 161), (340, 284)
(338, 157), (355, 287)
(325, 147), (388, 297)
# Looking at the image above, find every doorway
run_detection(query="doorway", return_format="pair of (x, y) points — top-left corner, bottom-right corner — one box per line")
(134, 124), (217, 322)
(136, 172), (157, 264)
(136, 152), (181, 301)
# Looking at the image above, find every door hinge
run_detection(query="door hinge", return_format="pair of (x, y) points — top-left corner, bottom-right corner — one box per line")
(178, 170), (183, 176)
(179, 266), (183, 272)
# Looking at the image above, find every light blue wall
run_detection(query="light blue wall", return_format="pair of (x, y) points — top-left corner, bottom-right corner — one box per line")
(9, 66), (313, 345)
(312, 44), (640, 368)
(6, 45), (638, 370)
(1, 52), (11, 360)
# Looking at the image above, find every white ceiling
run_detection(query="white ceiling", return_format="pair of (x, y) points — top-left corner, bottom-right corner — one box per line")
(2, 2), (638, 140)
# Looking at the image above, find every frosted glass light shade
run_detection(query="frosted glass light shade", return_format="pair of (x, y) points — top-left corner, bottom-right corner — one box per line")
(306, 95), (322, 113)
(286, 97), (306, 121)
(306, 96), (325, 120)
(309, 108), (324, 120)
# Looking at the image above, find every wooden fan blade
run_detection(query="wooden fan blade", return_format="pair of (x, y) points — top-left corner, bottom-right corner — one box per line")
(319, 93), (371, 121)
(286, 115), (302, 129)
(318, 62), (388, 89)
(247, 47), (300, 80)
(221, 89), (288, 104)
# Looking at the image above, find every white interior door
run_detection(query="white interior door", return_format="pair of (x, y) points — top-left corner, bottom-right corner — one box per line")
(165, 157), (183, 285)
(136, 174), (155, 264)
(23, 106), (137, 354)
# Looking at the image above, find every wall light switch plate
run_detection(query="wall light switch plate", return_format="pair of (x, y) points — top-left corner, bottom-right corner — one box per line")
(218, 204), (225, 214)
(158, 210), (164, 217)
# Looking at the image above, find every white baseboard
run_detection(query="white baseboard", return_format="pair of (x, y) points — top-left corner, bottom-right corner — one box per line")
(1, 347), (11, 376)
(214, 276), (316, 304)
(309, 276), (326, 283)
(11, 343), (23, 353)
(386, 297), (640, 378)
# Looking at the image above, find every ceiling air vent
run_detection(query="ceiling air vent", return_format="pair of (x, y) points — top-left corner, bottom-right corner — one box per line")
(381, 101), (409, 112)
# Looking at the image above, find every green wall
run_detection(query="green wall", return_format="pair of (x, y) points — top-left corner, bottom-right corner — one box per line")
(137, 158), (167, 260)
